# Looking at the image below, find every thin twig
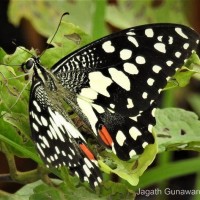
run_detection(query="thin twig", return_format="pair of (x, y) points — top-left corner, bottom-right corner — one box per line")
(0, 190), (10, 197)
(1, 143), (49, 184)
(0, 173), (13, 182)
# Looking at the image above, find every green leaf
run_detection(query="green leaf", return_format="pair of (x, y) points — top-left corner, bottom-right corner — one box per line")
(0, 48), (36, 157)
(0, 48), (6, 61)
(2, 180), (61, 200)
(106, 0), (188, 29)
(0, 134), (41, 164)
(135, 157), (200, 189)
(8, 1), (95, 36)
(1, 112), (36, 157)
(30, 181), (64, 200)
(101, 181), (135, 200)
(3, 113), (30, 139)
(165, 52), (200, 90)
(99, 135), (157, 186)
(41, 21), (92, 68)
(155, 108), (200, 153)
(7, 179), (107, 200)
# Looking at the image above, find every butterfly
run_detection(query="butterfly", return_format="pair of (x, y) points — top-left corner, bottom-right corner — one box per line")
(20, 23), (199, 188)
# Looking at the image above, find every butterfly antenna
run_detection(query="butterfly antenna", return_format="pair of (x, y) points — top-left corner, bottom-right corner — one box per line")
(0, 75), (32, 119)
(0, 63), (21, 67)
(7, 72), (31, 80)
(0, 42), (35, 67)
(40, 12), (69, 58)
(12, 41), (35, 57)
(9, 78), (32, 111)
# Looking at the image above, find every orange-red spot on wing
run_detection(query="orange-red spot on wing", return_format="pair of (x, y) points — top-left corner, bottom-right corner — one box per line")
(79, 143), (95, 160)
(98, 125), (113, 147)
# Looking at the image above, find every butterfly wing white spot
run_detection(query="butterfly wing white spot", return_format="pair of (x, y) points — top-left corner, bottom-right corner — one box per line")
(135, 56), (146, 64)
(116, 130), (126, 146)
(102, 40), (115, 53)
(129, 149), (136, 157)
(175, 51), (181, 58)
(128, 36), (139, 47)
(152, 65), (162, 73)
(154, 43), (166, 53)
(123, 62), (139, 75)
(183, 43), (189, 49)
(145, 28), (154, 37)
(147, 78), (155, 86)
(77, 98), (98, 135)
(127, 98), (134, 108)
(129, 127), (142, 140)
(142, 92), (148, 99)
(120, 49), (132, 60)
(108, 68), (131, 91)
(166, 60), (173, 66)
(175, 27), (188, 39)
(33, 100), (41, 112)
(88, 71), (112, 97)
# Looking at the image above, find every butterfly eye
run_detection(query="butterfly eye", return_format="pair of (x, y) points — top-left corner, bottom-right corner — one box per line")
(26, 58), (35, 70)
(21, 58), (35, 73)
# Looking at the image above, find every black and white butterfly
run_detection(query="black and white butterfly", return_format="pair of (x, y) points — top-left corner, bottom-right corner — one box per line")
(21, 23), (199, 187)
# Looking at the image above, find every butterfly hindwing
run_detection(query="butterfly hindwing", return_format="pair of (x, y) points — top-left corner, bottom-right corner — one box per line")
(76, 97), (156, 160)
(29, 62), (102, 187)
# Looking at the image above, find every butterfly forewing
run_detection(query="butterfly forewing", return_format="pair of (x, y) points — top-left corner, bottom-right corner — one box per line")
(50, 24), (199, 160)
(28, 59), (102, 187)
(51, 24), (199, 116)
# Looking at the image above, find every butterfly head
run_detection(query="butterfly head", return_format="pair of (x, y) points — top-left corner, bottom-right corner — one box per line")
(21, 57), (41, 73)
(22, 56), (55, 88)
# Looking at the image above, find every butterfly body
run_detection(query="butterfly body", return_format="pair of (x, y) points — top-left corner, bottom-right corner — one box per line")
(23, 23), (199, 187)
